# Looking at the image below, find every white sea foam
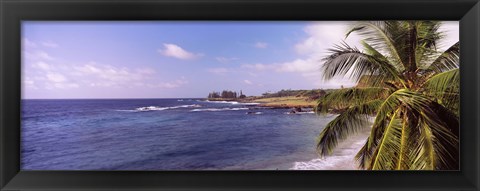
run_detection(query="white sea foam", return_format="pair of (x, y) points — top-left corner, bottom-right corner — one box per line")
(115, 109), (140, 112)
(204, 100), (239, 104)
(290, 127), (371, 170)
(232, 102), (260, 105)
(190, 108), (249, 112)
(136, 106), (170, 111)
(202, 100), (259, 105)
(117, 104), (201, 112)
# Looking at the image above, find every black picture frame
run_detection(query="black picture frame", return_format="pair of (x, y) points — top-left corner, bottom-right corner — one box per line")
(1, 0), (479, 190)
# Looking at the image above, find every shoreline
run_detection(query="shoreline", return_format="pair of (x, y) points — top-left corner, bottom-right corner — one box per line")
(290, 122), (372, 170)
(208, 96), (317, 109)
(206, 97), (372, 170)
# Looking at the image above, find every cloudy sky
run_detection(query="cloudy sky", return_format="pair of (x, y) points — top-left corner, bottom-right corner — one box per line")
(22, 21), (459, 99)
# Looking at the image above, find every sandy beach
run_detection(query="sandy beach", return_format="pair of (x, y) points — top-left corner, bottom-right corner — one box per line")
(290, 125), (371, 170)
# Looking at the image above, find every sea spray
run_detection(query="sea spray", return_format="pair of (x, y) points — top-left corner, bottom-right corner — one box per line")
(290, 121), (373, 170)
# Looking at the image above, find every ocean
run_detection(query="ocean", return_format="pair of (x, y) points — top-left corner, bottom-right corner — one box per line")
(21, 99), (367, 170)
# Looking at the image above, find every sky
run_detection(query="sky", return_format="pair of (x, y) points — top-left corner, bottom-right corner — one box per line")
(22, 21), (459, 99)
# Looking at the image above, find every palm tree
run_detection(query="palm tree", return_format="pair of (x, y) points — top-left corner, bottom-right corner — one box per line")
(315, 21), (459, 170)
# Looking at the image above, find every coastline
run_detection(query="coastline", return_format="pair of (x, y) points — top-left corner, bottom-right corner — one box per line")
(206, 97), (373, 170)
(208, 96), (317, 109)
(290, 122), (372, 170)
(201, 97), (373, 170)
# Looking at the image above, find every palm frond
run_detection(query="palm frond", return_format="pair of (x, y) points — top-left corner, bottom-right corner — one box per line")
(315, 87), (389, 114)
(324, 21), (459, 170)
(346, 21), (407, 70)
(355, 141), (371, 169)
(415, 21), (443, 49)
(366, 89), (408, 150)
(408, 104), (458, 170)
(423, 102), (459, 170)
(425, 42), (460, 73)
(359, 89), (458, 170)
(321, 42), (405, 87)
(361, 89), (408, 170)
(409, 117), (436, 170)
(423, 68), (459, 93)
(316, 99), (383, 157)
(369, 108), (403, 170)
(422, 69), (459, 114)
(415, 21), (444, 68)
(362, 41), (404, 72)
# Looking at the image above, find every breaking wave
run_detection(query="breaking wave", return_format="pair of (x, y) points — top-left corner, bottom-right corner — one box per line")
(117, 104), (201, 112)
(190, 108), (249, 112)
(289, 130), (370, 170)
(202, 100), (260, 105)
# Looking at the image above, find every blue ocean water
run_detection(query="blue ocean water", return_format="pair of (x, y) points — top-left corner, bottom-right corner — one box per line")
(21, 99), (337, 170)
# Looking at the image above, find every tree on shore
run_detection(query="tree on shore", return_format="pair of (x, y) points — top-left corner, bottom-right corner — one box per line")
(239, 90), (246, 98)
(208, 91), (221, 98)
(315, 21), (459, 170)
(208, 90), (239, 99)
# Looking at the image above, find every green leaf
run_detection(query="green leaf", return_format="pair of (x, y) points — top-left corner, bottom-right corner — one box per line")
(423, 69), (459, 114)
(425, 42), (460, 73)
(321, 42), (405, 87)
(316, 99), (382, 156)
(346, 21), (407, 70)
(370, 108), (403, 170)
(316, 87), (389, 114)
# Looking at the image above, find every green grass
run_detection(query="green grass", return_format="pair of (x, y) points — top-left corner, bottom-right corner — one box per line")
(253, 96), (316, 108)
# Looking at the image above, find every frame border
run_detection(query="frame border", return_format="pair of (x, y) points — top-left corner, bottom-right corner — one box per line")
(1, 0), (479, 190)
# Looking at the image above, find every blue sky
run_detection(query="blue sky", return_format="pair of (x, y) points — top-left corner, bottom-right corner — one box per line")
(22, 21), (459, 99)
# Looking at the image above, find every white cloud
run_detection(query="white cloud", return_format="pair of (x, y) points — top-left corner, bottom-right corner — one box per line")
(37, 51), (55, 60)
(23, 39), (59, 48)
(149, 77), (189, 88)
(135, 68), (156, 75)
(25, 50), (55, 61)
(438, 21), (459, 51)
(22, 77), (38, 89)
(24, 59), (188, 90)
(22, 39), (58, 64)
(42, 41), (59, 48)
(43, 72), (79, 89)
(241, 64), (275, 71)
(215, 57), (239, 64)
(32, 61), (52, 71)
(52, 83), (80, 89)
(23, 38), (37, 48)
(159, 43), (203, 60)
(72, 63), (188, 89)
(207, 68), (229, 75)
(22, 39), (188, 92)
(294, 22), (361, 55)
(73, 63), (146, 83)
(46, 73), (67, 83)
(242, 21), (459, 89)
(242, 22), (362, 89)
(244, 80), (253, 85)
(276, 58), (321, 73)
(313, 76), (357, 89)
(254, 42), (268, 49)
(242, 59), (320, 73)
(24, 79), (35, 86)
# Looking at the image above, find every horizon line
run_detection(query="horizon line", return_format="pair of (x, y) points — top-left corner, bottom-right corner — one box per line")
(21, 97), (208, 100)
